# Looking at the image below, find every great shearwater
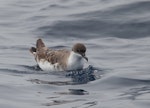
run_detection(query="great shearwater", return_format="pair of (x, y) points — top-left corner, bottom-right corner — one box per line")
(30, 39), (88, 71)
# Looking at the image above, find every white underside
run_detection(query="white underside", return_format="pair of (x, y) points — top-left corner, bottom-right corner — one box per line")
(37, 51), (85, 72)
(37, 60), (63, 72)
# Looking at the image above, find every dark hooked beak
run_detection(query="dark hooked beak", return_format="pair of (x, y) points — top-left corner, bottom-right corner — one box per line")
(82, 53), (88, 61)
(83, 56), (88, 62)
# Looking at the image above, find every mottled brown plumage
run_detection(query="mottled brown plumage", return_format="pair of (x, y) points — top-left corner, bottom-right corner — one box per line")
(30, 39), (70, 69)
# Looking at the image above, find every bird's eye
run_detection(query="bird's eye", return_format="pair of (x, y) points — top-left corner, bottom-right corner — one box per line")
(76, 49), (85, 53)
(81, 50), (85, 53)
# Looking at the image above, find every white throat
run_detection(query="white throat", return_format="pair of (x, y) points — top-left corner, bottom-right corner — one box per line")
(67, 51), (84, 70)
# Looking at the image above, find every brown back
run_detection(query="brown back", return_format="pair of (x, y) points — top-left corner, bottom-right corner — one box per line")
(36, 39), (70, 69)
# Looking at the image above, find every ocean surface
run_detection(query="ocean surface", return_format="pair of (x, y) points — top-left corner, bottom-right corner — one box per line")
(0, 0), (150, 108)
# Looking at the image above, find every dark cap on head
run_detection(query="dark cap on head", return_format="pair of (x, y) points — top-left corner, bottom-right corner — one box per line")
(72, 43), (88, 61)
(72, 43), (86, 53)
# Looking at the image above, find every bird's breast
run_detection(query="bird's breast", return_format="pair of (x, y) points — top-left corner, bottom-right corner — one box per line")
(67, 52), (84, 70)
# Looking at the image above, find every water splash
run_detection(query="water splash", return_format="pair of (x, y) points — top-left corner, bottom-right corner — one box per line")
(66, 65), (101, 84)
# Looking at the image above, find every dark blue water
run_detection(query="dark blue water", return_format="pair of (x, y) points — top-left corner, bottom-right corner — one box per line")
(0, 0), (150, 108)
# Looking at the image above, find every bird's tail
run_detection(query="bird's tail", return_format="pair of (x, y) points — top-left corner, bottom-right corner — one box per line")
(29, 39), (46, 56)
(36, 38), (46, 49)
(30, 39), (48, 58)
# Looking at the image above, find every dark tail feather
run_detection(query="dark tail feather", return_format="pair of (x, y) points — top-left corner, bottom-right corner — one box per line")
(36, 39), (45, 49)
(30, 47), (36, 54)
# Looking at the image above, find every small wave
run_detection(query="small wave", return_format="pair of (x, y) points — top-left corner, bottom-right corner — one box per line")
(37, 18), (150, 40)
(19, 64), (42, 71)
(109, 1), (150, 15)
(28, 79), (73, 85)
(35, 0), (150, 39)
(119, 86), (150, 100)
(42, 99), (86, 106)
(0, 65), (43, 75)
(120, 77), (150, 84)
(37, 20), (109, 40)
(41, 4), (69, 11)
(0, 68), (35, 74)
(53, 89), (89, 95)
(0, 45), (29, 50)
(105, 77), (150, 87)
(49, 45), (68, 49)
